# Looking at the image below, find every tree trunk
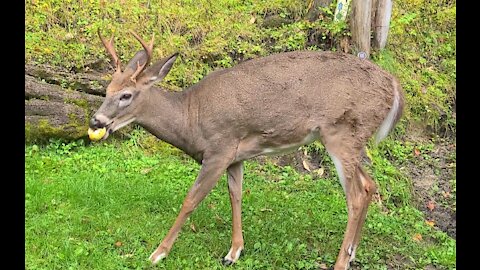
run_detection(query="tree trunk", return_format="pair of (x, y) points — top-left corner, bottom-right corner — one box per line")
(349, 0), (372, 57)
(25, 64), (109, 142)
(372, 0), (393, 50)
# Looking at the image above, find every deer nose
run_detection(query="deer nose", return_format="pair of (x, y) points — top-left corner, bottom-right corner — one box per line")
(89, 117), (104, 129)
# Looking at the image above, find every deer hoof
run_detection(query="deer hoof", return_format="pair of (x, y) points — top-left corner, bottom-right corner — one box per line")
(149, 250), (167, 264)
(222, 258), (234, 266)
(222, 247), (243, 266)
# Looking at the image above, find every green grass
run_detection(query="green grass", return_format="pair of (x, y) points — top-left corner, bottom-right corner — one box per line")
(25, 135), (455, 269)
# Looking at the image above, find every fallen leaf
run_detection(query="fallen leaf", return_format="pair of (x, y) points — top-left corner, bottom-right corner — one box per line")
(121, 253), (134, 258)
(141, 167), (153, 174)
(249, 16), (256, 24)
(425, 220), (435, 227)
(426, 201), (435, 211)
(319, 263), (329, 269)
(315, 167), (325, 177)
(214, 214), (224, 223)
(442, 191), (451, 198)
(302, 160), (312, 172)
(115, 241), (122, 247)
(413, 233), (422, 242)
(414, 148), (420, 156)
(190, 223), (197, 233)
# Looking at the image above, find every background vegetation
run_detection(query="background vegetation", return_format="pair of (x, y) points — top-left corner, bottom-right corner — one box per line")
(25, 0), (456, 269)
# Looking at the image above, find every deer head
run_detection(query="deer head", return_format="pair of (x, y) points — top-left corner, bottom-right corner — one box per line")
(89, 30), (178, 140)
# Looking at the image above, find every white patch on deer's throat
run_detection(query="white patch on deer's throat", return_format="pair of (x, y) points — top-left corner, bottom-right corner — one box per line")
(261, 132), (319, 156)
(112, 117), (136, 132)
(329, 153), (346, 192)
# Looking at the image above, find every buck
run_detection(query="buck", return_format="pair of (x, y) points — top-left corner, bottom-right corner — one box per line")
(90, 30), (404, 269)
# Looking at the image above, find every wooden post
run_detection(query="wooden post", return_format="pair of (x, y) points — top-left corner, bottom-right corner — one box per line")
(350, 0), (372, 57)
(372, 0), (393, 49)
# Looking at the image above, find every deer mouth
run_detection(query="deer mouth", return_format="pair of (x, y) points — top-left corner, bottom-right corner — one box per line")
(102, 117), (137, 140)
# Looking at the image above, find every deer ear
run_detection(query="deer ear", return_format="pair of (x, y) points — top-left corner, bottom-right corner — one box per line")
(139, 53), (178, 85)
(125, 50), (149, 72)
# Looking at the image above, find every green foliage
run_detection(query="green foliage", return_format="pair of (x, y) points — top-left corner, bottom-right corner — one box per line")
(25, 0), (353, 88)
(372, 0), (456, 136)
(26, 139), (455, 269)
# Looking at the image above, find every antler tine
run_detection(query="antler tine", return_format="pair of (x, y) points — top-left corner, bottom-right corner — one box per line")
(97, 29), (122, 73)
(129, 30), (155, 82)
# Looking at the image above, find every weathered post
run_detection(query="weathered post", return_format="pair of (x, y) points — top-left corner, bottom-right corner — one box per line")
(350, 0), (372, 57)
(372, 0), (393, 49)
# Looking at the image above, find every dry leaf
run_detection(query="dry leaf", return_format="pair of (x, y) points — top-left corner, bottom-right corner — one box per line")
(414, 148), (420, 156)
(190, 223), (197, 233)
(141, 167), (152, 174)
(215, 214), (224, 223)
(121, 253), (134, 258)
(315, 167), (325, 177)
(115, 241), (122, 247)
(302, 160), (312, 172)
(425, 220), (435, 227)
(319, 263), (329, 269)
(442, 191), (451, 198)
(249, 16), (256, 24)
(340, 37), (350, 53)
(413, 233), (422, 242)
(426, 201), (435, 211)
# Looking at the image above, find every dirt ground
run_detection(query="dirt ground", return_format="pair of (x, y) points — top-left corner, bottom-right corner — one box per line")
(256, 137), (457, 239)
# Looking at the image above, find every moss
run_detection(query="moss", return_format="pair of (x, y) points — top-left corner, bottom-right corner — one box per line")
(26, 111), (89, 144)
(64, 97), (89, 110)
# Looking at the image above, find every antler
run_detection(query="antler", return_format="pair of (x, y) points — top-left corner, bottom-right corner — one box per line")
(129, 30), (154, 82)
(97, 29), (122, 73)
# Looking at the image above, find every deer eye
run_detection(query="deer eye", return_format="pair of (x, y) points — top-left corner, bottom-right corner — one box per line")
(120, 93), (132, 101)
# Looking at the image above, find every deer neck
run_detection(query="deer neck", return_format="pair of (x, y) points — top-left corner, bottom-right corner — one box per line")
(135, 88), (201, 161)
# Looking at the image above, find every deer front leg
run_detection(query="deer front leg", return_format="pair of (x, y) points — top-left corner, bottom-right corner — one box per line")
(222, 162), (244, 265)
(149, 154), (233, 264)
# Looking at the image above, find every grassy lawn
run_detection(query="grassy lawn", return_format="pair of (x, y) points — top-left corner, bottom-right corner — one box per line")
(25, 1), (456, 269)
(25, 133), (455, 269)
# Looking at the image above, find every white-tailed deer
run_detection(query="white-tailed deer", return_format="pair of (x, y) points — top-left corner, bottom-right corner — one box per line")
(90, 30), (404, 269)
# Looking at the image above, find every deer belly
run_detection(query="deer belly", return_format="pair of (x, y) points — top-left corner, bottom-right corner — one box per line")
(235, 131), (319, 162)
(261, 132), (319, 156)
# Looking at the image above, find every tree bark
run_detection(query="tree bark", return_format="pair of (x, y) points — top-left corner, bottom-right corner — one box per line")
(372, 0), (393, 50)
(25, 64), (109, 142)
(350, 0), (372, 57)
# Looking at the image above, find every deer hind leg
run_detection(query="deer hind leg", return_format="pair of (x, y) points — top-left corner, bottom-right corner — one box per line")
(351, 166), (377, 258)
(327, 149), (376, 270)
(222, 161), (244, 265)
